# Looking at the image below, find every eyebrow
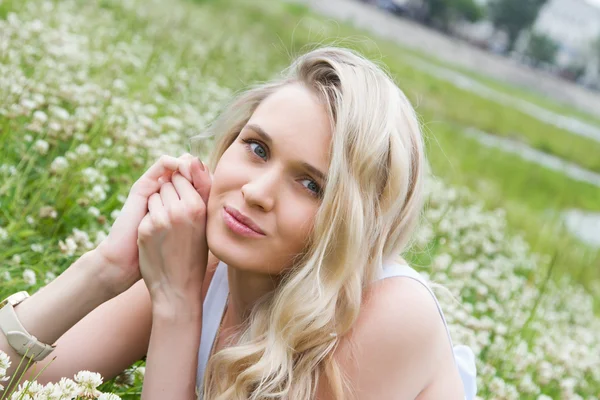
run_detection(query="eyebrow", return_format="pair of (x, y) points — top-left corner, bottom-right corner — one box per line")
(245, 123), (327, 183)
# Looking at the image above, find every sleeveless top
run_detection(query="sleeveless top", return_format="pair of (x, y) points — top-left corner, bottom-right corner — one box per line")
(195, 260), (478, 399)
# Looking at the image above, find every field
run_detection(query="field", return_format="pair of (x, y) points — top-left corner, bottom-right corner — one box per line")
(0, 0), (599, 398)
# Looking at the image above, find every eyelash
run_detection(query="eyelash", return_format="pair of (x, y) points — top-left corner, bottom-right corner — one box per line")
(241, 138), (323, 198)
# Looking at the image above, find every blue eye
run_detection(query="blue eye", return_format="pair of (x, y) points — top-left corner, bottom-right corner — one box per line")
(301, 178), (322, 197)
(242, 139), (268, 160)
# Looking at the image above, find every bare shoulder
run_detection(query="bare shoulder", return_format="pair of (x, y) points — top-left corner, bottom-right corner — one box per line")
(317, 276), (456, 399)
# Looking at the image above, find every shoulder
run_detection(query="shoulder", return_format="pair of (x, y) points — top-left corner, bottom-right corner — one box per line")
(322, 276), (451, 399)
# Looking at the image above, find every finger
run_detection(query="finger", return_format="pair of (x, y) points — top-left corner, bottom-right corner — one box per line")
(148, 193), (169, 227)
(147, 192), (163, 214)
(160, 182), (180, 208)
(191, 159), (212, 204)
(171, 172), (201, 203)
(142, 155), (182, 187)
(177, 159), (193, 183)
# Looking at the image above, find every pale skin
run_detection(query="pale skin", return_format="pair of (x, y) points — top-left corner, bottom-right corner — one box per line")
(0, 83), (464, 399)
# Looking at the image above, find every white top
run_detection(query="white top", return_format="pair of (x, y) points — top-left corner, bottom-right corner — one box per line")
(195, 260), (478, 399)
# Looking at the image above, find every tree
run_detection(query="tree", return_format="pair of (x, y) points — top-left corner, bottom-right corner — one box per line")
(488, 0), (547, 52)
(592, 35), (600, 74)
(524, 32), (558, 66)
(422, 0), (484, 31)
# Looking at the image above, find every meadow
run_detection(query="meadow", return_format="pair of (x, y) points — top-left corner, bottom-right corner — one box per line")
(0, 0), (599, 398)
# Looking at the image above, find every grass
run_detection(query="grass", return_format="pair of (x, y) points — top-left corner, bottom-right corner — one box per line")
(1, 0), (600, 397)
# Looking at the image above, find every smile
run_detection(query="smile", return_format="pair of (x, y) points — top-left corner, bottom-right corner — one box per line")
(222, 206), (266, 238)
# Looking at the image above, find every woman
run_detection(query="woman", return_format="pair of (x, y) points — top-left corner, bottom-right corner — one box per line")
(0, 47), (476, 399)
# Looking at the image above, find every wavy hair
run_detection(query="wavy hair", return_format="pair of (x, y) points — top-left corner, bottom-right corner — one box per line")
(190, 46), (426, 400)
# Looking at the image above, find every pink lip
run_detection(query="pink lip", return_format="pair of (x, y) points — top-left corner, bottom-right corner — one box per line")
(223, 206), (266, 237)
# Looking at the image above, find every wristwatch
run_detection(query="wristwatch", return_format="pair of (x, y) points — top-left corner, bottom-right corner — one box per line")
(0, 291), (56, 362)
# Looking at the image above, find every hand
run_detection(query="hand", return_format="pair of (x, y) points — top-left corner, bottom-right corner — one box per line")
(137, 156), (212, 316)
(96, 154), (205, 296)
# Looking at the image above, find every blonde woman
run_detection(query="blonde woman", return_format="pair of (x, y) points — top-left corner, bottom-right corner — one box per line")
(0, 47), (476, 399)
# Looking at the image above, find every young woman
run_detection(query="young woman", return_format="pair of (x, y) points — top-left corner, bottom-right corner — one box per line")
(0, 47), (476, 399)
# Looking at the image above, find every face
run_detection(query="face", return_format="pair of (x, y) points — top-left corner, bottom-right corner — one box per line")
(206, 83), (332, 275)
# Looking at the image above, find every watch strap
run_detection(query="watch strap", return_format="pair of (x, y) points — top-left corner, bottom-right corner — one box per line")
(0, 292), (56, 362)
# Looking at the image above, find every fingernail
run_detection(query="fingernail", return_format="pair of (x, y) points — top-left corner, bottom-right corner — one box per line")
(198, 160), (205, 171)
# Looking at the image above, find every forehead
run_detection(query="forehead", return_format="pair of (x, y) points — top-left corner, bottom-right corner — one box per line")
(246, 83), (332, 168)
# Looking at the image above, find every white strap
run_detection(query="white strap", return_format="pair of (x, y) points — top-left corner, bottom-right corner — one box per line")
(196, 262), (229, 394)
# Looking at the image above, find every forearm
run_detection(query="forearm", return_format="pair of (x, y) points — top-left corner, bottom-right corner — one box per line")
(0, 249), (117, 384)
(142, 305), (202, 400)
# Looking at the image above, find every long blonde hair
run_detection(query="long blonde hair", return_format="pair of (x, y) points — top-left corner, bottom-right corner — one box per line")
(190, 46), (426, 400)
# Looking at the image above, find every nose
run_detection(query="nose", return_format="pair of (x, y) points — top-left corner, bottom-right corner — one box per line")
(241, 168), (279, 212)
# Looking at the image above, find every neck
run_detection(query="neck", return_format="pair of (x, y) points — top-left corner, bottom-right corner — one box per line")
(224, 263), (280, 328)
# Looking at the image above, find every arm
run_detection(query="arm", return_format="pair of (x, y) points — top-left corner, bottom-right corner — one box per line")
(141, 297), (203, 400)
(0, 249), (119, 391)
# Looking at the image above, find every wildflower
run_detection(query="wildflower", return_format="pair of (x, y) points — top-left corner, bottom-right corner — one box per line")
(98, 393), (121, 400)
(23, 269), (37, 286)
(34, 139), (49, 155)
(73, 370), (103, 398)
(75, 144), (92, 156)
(39, 206), (58, 219)
(0, 227), (8, 241)
(30, 244), (43, 253)
(26, 216), (35, 225)
(32, 110), (48, 124)
(2, 271), (11, 281)
(44, 271), (56, 285)
(57, 377), (80, 398)
(58, 238), (78, 256)
(50, 156), (69, 173)
(88, 206), (100, 217)
(98, 394), (122, 400)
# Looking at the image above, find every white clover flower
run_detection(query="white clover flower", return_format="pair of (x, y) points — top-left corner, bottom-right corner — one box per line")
(59, 238), (78, 257)
(88, 206), (100, 217)
(98, 393), (122, 400)
(0, 227), (8, 241)
(44, 271), (56, 285)
(56, 377), (80, 398)
(73, 370), (103, 398)
(0, 350), (11, 371)
(39, 206), (58, 219)
(94, 230), (108, 246)
(134, 366), (145, 379)
(26, 216), (35, 225)
(50, 156), (69, 173)
(75, 143), (91, 156)
(32, 110), (48, 124)
(30, 243), (43, 253)
(2, 271), (11, 281)
(50, 106), (69, 120)
(33, 139), (49, 155)
(23, 269), (37, 286)
(88, 184), (107, 202)
(10, 380), (44, 399)
(11, 254), (21, 264)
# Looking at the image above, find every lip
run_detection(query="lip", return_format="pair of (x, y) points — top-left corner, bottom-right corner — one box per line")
(223, 206), (266, 236)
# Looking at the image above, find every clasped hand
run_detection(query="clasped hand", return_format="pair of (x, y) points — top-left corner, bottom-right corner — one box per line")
(95, 153), (212, 316)
(137, 154), (212, 316)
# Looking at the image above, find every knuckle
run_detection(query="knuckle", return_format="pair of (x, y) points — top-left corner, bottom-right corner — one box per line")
(188, 201), (206, 219)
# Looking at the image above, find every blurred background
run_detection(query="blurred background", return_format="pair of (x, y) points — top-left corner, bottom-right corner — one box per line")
(0, 0), (598, 398)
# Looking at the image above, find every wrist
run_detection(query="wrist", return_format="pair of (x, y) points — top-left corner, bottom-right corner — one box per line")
(151, 287), (203, 322)
(87, 249), (135, 298)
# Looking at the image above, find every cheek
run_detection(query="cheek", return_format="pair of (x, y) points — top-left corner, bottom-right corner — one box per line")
(279, 202), (318, 250)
